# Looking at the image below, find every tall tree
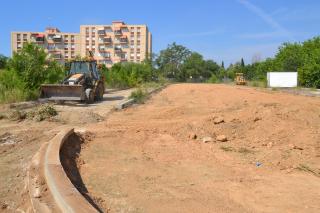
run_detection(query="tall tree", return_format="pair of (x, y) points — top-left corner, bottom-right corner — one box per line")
(0, 54), (8, 69)
(241, 58), (245, 67)
(221, 61), (225, 69)
(156, 42), (192, 79)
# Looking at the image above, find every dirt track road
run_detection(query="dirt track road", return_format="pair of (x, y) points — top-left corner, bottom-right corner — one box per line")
(80, 84), (320, 213)
(0, 88), (133, 212)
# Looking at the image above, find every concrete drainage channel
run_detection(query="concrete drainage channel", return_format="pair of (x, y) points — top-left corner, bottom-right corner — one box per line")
(28, 128), (100, 213)
(27, 86), (167, 212)
(115, 85), (167, 110)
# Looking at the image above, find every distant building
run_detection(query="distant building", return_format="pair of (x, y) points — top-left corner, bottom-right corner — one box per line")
(80, 21), (152, 66)
(11, 27), (80, 63)
(11, 21), (152, 67)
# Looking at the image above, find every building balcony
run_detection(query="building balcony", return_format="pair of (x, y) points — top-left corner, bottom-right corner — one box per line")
(114, 47), (122, 53)
(52, 36), (62, 43)
(120, 58), (127, 62)
(102, 38), (112, 44)
(103, 56), (111, 60)
(99, 48), (108, 52)
(114, 29), (122, 36)
(97, 28), (105, 35)
(51, 53), (62, 59)
(119, 37), (128, 44)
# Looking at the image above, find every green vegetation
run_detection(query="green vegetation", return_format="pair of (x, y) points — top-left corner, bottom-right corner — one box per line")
(102, 61), (153, 89)
(220, 146), (235, 152)
(0, 43), (64, 103)
(296, 164), (320, 177)
(228, 37), (320, 88)
(156, 43), (220, 82)
(1, 36), (320, 105)
(27, 104), (58, 121)
(130, 88), (148, 104)
(0, 55), (8, 69)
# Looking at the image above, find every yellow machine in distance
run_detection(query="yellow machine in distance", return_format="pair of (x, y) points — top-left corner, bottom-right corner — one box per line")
(235, 73), (247, 85)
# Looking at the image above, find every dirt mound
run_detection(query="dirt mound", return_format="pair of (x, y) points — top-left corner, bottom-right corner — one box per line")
(79, 84), (320, 212)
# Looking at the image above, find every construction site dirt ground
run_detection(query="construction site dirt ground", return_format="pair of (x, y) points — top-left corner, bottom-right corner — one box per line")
(0, 88), (133, 212)
(79, 84), (320, 213)
(0, 84), (320, 212)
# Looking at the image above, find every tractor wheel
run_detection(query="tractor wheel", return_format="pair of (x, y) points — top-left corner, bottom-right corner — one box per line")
(95, 83), (104, 101)
(85, 88), (94, 104)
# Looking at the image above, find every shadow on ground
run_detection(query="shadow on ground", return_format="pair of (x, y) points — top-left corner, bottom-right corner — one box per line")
(60, 133), (103, 213)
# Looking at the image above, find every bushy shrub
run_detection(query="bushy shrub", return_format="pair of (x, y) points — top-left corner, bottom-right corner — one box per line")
(207, 74), (220, 83)
(105, 62), (152, 88)
(27, 104), (58, 121)
(130, 88), (148, 104)
(0, 43), (64, 103)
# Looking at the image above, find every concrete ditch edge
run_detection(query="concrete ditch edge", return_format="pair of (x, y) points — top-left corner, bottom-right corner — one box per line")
(116, 84), (168, 110)
(28, 128), (98, 213)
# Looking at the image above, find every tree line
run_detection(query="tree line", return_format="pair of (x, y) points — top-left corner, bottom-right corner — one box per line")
(225, 37), (320, 88)
(1, 36), (320, 103)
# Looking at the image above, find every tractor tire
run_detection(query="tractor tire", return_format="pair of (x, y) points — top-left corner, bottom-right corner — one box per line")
(85, 88), (94, 104)
(95, 83), (104, 101)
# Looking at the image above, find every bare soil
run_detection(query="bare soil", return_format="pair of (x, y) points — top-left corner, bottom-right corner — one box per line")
(0, 88), (133, 212)
(78, 84), (320, 213)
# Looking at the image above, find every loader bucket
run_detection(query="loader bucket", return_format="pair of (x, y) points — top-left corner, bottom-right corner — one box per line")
(40, 84), (85, 101)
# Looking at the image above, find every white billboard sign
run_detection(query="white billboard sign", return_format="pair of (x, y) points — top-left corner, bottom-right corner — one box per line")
(267, 72), (298, 88)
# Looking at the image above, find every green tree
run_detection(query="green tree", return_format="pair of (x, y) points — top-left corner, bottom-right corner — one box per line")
(156, 42), (192, 79)
(241, 58), (245, 67)
(275, 42), (304, 72)
(221, 61), (225, 69)
(0, 54), (8, 69)
(105, 62), (153, 88)
(7, 43), (64, 90)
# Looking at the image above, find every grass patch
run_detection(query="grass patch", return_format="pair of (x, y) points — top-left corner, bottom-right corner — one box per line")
(248, 80), (267, 88)
(238, 147), (255, 154)
(130, 88), (148, 104)
(207, 74), (221, 84)
(220, 146), (235, 152)
(296, 164), (320, 177)
(27, 104), (58, 121)
(7, 110), (27, 121)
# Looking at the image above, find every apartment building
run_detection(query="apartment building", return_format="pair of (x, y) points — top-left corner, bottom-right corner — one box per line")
(11, 27), (81, 63)
(11, 21), (152, 67)
(80, 21), (152, 67)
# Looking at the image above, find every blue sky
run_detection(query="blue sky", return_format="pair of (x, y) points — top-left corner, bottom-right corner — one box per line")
(1, 0), (320, 65)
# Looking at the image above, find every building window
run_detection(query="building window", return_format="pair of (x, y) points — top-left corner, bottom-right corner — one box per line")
(71, 36), (75, 42)
(17, 34), (21, 40)
(105, 27), (112, 33)
(92, 28), (96, 33)
(86, 28), (89, 33)
(17, 43), (22, 49)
